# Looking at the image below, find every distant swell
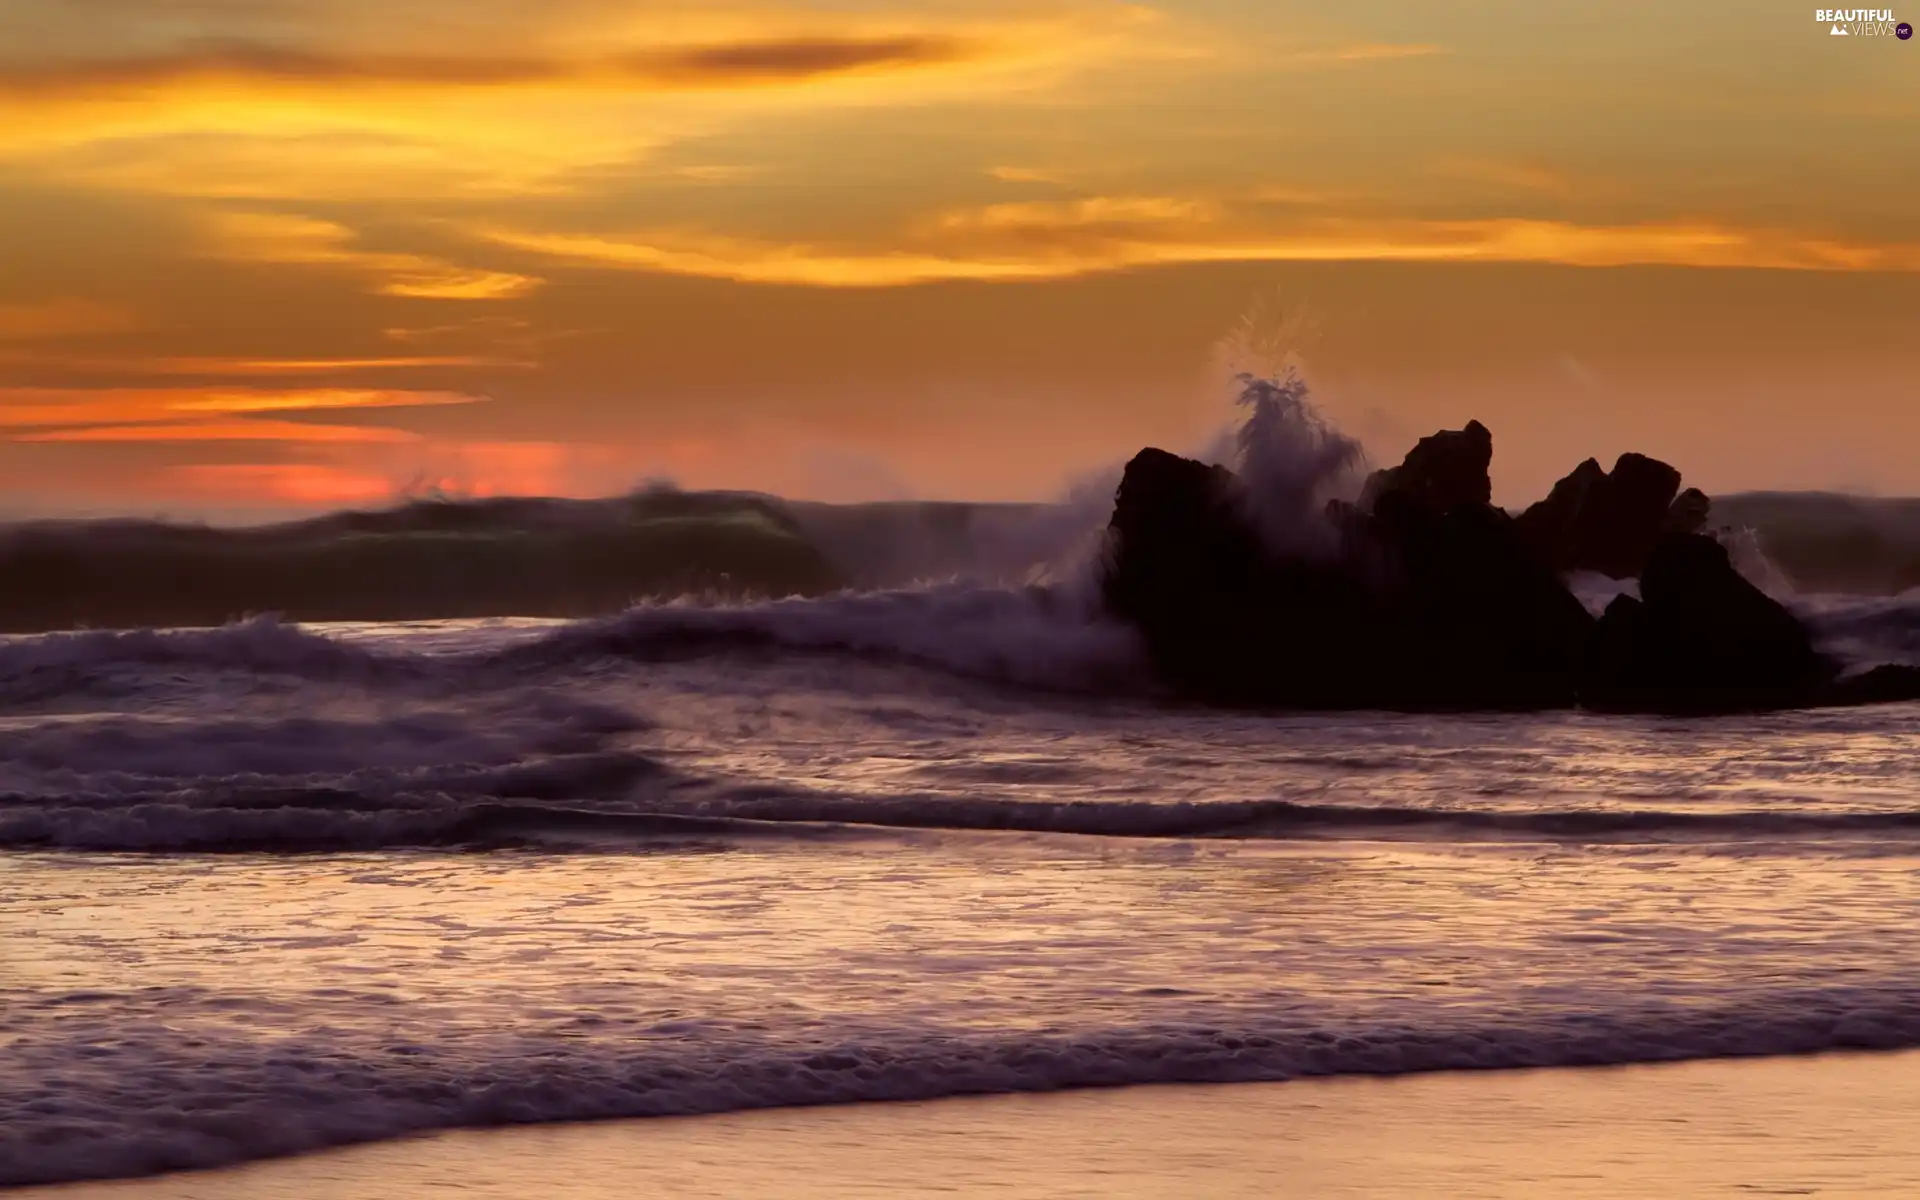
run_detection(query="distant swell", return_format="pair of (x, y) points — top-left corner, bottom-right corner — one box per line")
(11, 787), (1920, 853)
(640, 792), (1920, 843)
(7, 988), (1920, 1187)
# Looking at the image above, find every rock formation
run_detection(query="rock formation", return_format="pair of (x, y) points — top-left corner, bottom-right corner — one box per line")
(1516, 453), (1685, 578)
(1581, 533), (1826, 713)
(1099, 421), (1920, 714)
(1359, 420), (1492, 514)
(1105, 423), (1591, 711)
(1664, 487), (1711, 535)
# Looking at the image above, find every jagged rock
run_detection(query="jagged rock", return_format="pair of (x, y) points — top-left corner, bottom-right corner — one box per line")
(1360, 420), (1492, 515)
(1665, 487), (1711, 534)
(1101, 448), (1384, 708)
(1516, 457), (1605, 560)
(1517, 453), (1684, 579)
(1101, 424), (1916, 714)
(1822, 664), (1920, 708)
(1103, 433), (1591, 710)
(1368, 492), (1594, 708)
(1582, 533), (1828, 712)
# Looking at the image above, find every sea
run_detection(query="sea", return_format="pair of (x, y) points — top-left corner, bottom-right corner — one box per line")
(4, 566), (1920, 1188)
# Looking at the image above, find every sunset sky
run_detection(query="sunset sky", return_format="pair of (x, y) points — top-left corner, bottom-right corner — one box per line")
(2, 0), (1916, 517)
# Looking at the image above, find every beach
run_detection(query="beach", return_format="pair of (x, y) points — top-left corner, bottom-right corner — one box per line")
(28, 1051), (1920, 1198)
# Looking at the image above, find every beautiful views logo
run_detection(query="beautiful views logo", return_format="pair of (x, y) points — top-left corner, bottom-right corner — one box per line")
(1816, 7), (1907, 34)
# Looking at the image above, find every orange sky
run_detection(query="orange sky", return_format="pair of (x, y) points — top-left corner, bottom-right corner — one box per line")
(1, 0), (1916, 516)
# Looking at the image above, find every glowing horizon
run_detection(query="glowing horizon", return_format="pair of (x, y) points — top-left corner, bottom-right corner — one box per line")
(2, 0), (1916, 512)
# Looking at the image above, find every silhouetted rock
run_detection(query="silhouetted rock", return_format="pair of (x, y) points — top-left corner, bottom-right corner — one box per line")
(1369, 491), (1594, 708)
(1100, 424), (1916, 714)
(1360, 420), (1492, 515)
(1582, 533), (1828, 712)
(1822, 664), (1920, 708)
(1101, 448), (1385, 708)
(1517, 453), (1684, 578)
(1103, 431), (1591, 711)
(1665, 487), (1711, 535)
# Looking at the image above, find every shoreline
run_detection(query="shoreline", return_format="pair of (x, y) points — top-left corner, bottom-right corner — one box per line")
(24, 1049), (1920, 1198)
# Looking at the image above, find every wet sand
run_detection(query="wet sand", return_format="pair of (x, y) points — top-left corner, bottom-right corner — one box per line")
(27, 1050), (1920, 1198)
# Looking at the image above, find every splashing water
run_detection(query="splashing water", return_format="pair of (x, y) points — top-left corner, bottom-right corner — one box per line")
(1225, 371), (1368, 555)
(1719, 525), (1798, 599)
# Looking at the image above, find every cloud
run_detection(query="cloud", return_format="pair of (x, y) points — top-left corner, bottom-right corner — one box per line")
(204, 211), (541, 299)
(0, 386), (479, 451)
(0, 386), (481, 428)
(0, 349), (531, 375)
(471, 226), (1070, 286)
(15, 418), (423, 443)
(0, 35), (977, 98)
(143, 354), (533, 374)
(669, 164), (766, 183)
(987, 166), (1067, 185)
(469, 207), (1920, 288)
(933, 195), (1218, 233)
(0, 298), (133, 340)
(0, 8), (1167, 202)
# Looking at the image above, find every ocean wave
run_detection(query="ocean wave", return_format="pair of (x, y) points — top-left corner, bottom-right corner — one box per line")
(0, 580), (1915, 715)
(6, 987), (1920, 1187)
(1798, 589), (1920, 666)
(0, 491), (846, 633)
(495, 584), (1147, 693)
(0, 583), (1146, 703)
(0, 696), (671, 850)
(13, 785), (1920, 853)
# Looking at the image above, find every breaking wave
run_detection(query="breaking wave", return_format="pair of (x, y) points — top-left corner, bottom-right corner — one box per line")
(2, 583), (1918, 710)
(7, 986), (1920, 1187)
(492, 584), (1146, 693)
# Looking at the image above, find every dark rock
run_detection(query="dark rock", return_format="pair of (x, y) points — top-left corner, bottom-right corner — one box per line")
(1517, 453), (1684, 578)
(1360, 420), (1492, 515)
(1102, 449), (1386, 708)
(1368, 492), (1594, 709)
(1821, 664), (1920, 707)
(1665, 487), (1711, 534)
(1103, 435), (1591, 710)
(1580, 533), (1829, 712)
(1100, 425), (1916, 714)
(1812, 660), (1920, 706)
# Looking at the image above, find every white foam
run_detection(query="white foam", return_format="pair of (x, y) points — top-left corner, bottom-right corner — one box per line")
(6, 993), (1920, 1187)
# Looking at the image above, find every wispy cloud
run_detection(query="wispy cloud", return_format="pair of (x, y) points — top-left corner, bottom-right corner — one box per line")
(0, 8), (1169, 202)
(0, 349), (532, 375)
(145, 354), (532, 374)
(0, 35), (978, 98)
(932, 195), (1217, 232)
(988, 166), (1068, 185)
(205, 211), (541, 299)
(0, 386), (480, 428)
(16, 418), (423, 443)
(469, 205), (1920, 288)
(0, 298), (133, 340)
